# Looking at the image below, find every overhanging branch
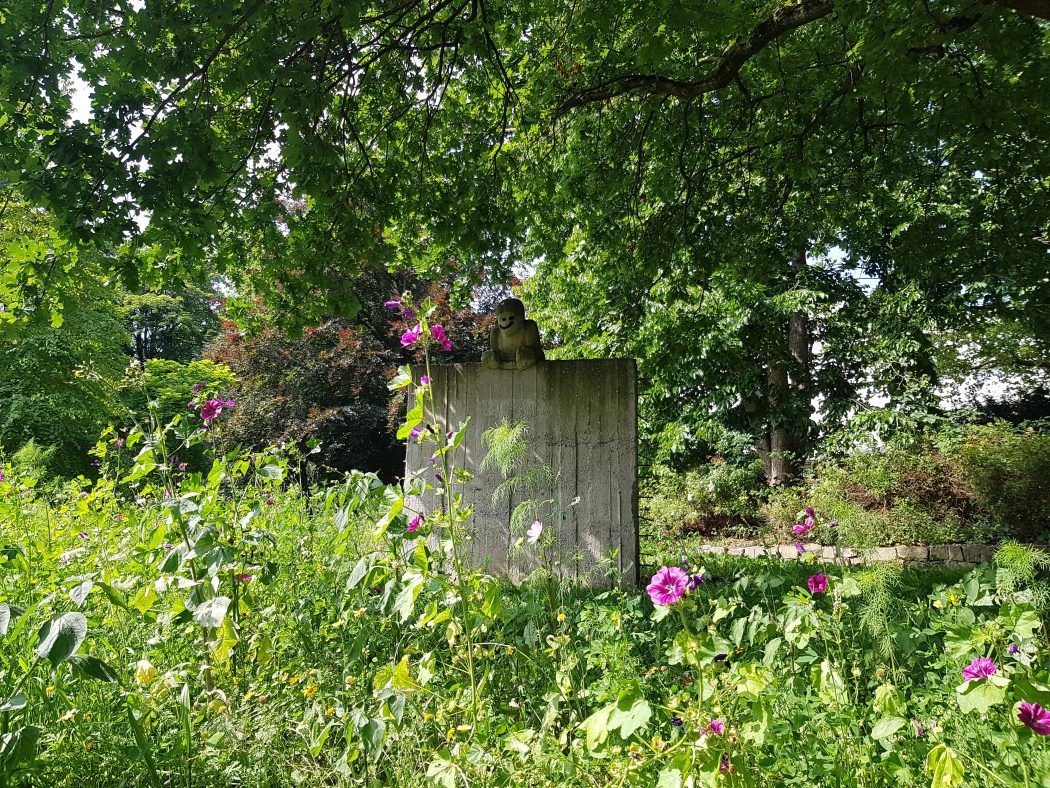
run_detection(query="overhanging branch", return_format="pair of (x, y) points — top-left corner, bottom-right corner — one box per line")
(555, 0), (1050, 115)
(556, 0), (836, 115)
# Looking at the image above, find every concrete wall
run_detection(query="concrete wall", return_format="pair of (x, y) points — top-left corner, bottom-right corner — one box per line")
(405, 360), (638, 585)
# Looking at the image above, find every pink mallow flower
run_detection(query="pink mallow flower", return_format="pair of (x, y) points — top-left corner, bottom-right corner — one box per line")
(235, 573), (252, 582)
(1019, 701), (1050, 735)
(407, 514), (422, 534)
(401, 324), (422, 347)
(200, 397), (224, 422)
(807, 573), (828, 593)
(792, 522), (812, 536)
(430, 324), (452, 351)
(706, 719), (724, 735)
(420, 375), (430, 385)
(962, 657), (997, 681)
(646, 566), (689, 606)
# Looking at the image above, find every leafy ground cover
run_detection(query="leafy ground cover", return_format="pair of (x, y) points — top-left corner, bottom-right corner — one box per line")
(3, 310), (1049, 786)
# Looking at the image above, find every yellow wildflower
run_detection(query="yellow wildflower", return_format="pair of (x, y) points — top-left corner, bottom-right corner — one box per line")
(303, 684), (319, 699)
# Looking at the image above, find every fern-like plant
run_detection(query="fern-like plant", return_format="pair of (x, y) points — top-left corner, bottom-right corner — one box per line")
(481, 420), (557, 533)
(995, 540), (1050, 609)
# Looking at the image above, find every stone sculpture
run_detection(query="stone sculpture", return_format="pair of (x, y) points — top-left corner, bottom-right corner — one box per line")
(482, 298), (545, 370)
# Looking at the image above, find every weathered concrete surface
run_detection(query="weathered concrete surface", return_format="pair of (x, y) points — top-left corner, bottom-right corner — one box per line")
(405, 360), (638, 585)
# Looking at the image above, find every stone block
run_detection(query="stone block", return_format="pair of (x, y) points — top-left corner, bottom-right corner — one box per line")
(929, 545), (949, 561)
(778, 544), (803, 559)
(743, 546), (766, 559)
(868, 547), (898, 563)
(700, 545), (726, 555)
(962, 545), (994, 564)
(896, 545), (928, 561)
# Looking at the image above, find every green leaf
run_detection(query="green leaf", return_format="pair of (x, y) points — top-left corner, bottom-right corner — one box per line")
(69, 579), (94, 607)
(193, 596), (231, 629)
(870, 716), (907, 740)
(36, 612), (88, 666)
(955, 676), (1007, 714)
(69, 654), (120, 682)
(579, 704), (613, 751)
(608, 687), (651, 739)
(926, 743), (964, 788)
(0, 725), (40, 773)
(361, 719), (386, 762)
(0, 692), (26, 712)
(258, 464), (284, 481)
(426, 748), (458, 787)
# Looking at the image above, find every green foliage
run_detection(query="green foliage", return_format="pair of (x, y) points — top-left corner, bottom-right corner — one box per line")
(120, 358), (236, 430)
(0, 297), (129, 477)
(767, 421), (1050, 545)
(119, 285), (220, 363)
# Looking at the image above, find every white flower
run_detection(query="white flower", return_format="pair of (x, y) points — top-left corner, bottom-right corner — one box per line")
(526, 521), (543, 544)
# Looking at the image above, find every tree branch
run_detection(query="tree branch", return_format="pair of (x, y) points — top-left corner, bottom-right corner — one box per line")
(556, 0), (1050, 115)
(556, 0), (835, 115)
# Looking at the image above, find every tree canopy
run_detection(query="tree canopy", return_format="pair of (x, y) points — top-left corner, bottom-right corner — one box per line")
(3, 0), (1048, 475)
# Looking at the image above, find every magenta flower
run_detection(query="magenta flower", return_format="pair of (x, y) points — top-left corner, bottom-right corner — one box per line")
(401, 324), (422, 347)
(407, 514), (422, 533)
(1019, 701), (1050, 735)
(792, 522), (812, 536)
(795, 542), (806, 554)
(829, 520), (839, 527)
(1009, 644), (1020, 654)
(200, 397), (224, 421)
(178, 462), (187, 471)
(807, 573), (828, 593)
(383, 299), (401, 310)
(804, 516), (816, 528)
(805, 507), (815, 517)
(430, 324), (452, 351)
(409, 425), (423, 441)
(265, 497), (275, 506)
(114, 437), (125, 447)
(646, 566), (689, 606)
(235, 572), (252, 583)
(223, 399), (236, 408)
(962, 657), (997, 681)
(706, 719), (724, 735)
(420, 375), (430, 385)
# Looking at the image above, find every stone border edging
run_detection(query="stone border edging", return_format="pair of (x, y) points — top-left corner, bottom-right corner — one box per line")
(694, 542), (1014, 568)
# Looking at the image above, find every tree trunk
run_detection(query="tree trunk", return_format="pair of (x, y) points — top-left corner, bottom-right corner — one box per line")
(758, 250), (813, 485)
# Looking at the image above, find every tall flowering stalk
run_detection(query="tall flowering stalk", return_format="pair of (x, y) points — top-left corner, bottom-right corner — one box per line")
(387, 296), (480, 722)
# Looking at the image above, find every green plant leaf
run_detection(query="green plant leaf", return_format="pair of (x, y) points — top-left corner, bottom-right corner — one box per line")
(870, 716), (907, 740)
(193, 596), (231, 629)
(926, 743), (964, 787)
(608, 687), (651, 739)
(69, 654), (120, 682)
(36, 612), (88, 666)
(0, 692), (26, 712)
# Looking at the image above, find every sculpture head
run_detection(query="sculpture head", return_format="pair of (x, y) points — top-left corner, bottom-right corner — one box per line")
(496, 298), (526, 334)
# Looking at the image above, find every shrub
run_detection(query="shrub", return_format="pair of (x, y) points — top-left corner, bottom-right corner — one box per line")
(767, 421), (1050, 545)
